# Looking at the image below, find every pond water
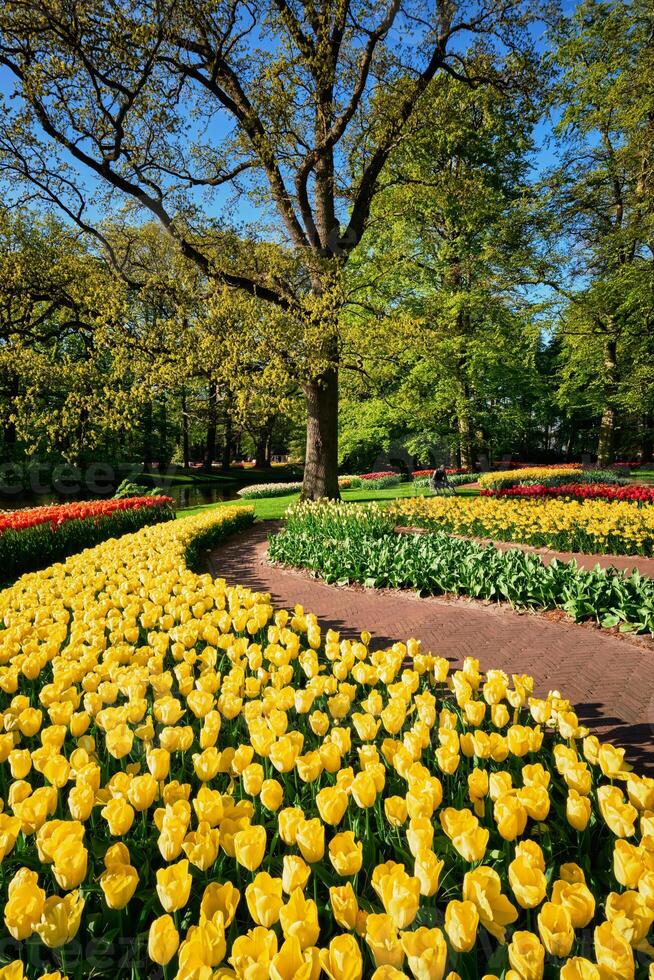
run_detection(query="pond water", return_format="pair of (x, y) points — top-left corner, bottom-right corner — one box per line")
(0, 480), (240, 512)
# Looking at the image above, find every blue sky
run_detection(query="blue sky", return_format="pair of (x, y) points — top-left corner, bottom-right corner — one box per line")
(0, 5), (572, 239)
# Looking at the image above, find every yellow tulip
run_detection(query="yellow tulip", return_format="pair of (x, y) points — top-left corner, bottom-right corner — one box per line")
(559, 958), (600, 979)
(439, 807), (488, 862)
(605, 890), (654, 945)
(127, 773), (157, 811)
(0, 963), (26, 980)
(597, 785), (637, 838)
(537, 902), (574, 958)
(445, 900), (479, 953)
(566, 790), (591, 831)
(4, 867), (45, 940)
(378, 868), (421, 930)
(494, 794), (528, 841)
(508, 855), (548, 909)
(276, 854), (308, 895)
(329, 831), (363, 877)
(278, 806), (305, 844)
(99, 859), (139, 909)
(155, 858), (192, 913)
(350, 770), (377, 808)
(182, 821), (220, 871)
(551, 879), (596, 929)
(399, 926), (447, 979)
(101, 797), (135, 836)
(35, 891), (84, 947)
(148, 914), (180, 966)
(105, 723), (134, 759)
(279, 887), (320, 948)
(316, 786), (349, 825)
(594, 921), (635, 980)
(330, 882), (359, 930)
(365, 913), (405, 969)
(507, 931), (545, 980)
(234, 824), (267, 871)
(463, 866), (518, 943)
(613, 839), (643, 888)
(414, 848), (443, 898)
(384, 796), (408, 827)
(245, 871), (284, 927)
(200, 881), (240, 926)
(320, 933), (363, 980)
(270, 936), (314, 980)
(296, 817), (325, 863)
(260, 778), (284, 810)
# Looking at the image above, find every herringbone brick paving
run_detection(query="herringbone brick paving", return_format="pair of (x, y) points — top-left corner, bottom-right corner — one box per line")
(206, 523), (654, 773)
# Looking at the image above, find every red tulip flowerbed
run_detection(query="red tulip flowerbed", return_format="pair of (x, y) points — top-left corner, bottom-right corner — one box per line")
(0, 496), (174, 582)
(358, 470), (402, 480)
(411, 468), (472, 478)
(481, 483), (654, 505)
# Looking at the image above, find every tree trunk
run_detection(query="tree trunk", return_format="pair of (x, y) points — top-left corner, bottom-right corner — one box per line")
(203, 382), (218, 471)
(221, 405), (233, 471)
(254, 435), (268, 468)
(158, 397), (168, 468)
(597, 405), (616, 467)
(302, 364), (340, 500)
(639, 413), (653, 464)
(142, 400), (154, 470)
(457, 410), (475, 470)
(597, 338), (619, 468)
(181, 388), (190, 469)
(2, 371), (18, 451)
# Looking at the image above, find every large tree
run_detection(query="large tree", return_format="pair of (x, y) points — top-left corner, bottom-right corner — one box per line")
(339, 66), (543, 468)
(0, 0), (536, 497)
(547, 0), (654, 465)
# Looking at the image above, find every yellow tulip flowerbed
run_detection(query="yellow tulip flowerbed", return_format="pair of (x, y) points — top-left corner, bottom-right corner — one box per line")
(393, 495), (654, 556)
(1, 508), (654, 979)
(478, 467), (583, 491)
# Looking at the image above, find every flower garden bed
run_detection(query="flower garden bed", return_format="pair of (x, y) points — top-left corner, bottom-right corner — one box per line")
(269, 501), (654, 633)
(238, 482), (303, 498)
(0, 505), (653, 978)
(478, 467), (625, 492)
(0, 496), (174, 583)
(482, 483), (654, 505)
(393, 495), (654, 557)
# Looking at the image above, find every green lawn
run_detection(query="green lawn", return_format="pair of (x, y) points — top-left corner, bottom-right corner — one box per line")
(178, 483), (480, 521)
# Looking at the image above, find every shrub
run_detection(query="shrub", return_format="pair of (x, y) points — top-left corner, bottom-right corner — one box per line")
(113, 478), (167, 498)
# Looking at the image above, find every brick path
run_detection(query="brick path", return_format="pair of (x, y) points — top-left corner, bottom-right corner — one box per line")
(206, 523), (654, 774)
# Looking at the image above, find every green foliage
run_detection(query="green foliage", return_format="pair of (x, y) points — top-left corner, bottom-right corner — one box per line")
(269, 503), (654, 633)
(113, 479), (165, 499)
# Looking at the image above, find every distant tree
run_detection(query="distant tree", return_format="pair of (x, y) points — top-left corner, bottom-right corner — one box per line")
(547, 0), (654, 465)
(340, 67), (543, 468)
